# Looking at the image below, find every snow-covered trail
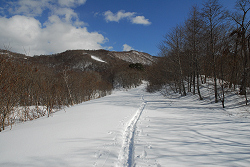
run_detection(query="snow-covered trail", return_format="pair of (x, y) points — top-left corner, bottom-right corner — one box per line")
(117, 99), (146, 167)
(0, 84), (250, 167)
(0, 85), (146, 167)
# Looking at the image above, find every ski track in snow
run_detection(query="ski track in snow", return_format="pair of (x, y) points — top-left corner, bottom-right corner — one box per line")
(117, 96), (146, 167)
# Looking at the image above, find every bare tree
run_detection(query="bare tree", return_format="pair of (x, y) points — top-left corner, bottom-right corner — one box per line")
(201, 0), (227, 103)
(0, 60), (19, 131)
(62, 67), (74, 106)
(231, 0), (250, 105)
(162, 25), (187, 96)
(185, 5), (204, 100)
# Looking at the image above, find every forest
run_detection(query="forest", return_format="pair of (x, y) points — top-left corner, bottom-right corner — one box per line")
(0, 49), (146, 131)
(147, 0), (250, 108)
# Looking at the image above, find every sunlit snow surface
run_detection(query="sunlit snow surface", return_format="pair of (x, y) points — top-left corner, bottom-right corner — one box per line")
(91, 55), (106, 63)
(0, 84), (250, 167)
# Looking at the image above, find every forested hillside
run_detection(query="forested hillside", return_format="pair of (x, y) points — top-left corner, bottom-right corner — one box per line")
(0, 49), (152, 131)
(147, 0), (250, 108)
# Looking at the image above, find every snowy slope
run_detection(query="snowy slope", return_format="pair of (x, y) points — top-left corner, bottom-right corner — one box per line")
(91, 55), (106, 63)
(111, 50), (155, 65)
(0, 84), (250, 167)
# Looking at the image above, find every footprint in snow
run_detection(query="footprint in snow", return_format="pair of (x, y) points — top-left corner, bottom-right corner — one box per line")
(112, 136), (117, 141)
(94, 151), (102, 158)
(94, 150), (107, 158)
(141, 150), (147, 158)
(154, 160), (161, 167)
(139, 129), (145, 136)
(155, 164), (161, 167)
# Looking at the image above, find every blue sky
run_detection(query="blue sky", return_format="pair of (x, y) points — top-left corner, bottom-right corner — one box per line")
(0, 0), (236, 56)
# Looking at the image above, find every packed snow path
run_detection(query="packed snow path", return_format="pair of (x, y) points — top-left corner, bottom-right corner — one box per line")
(117, 99), (146, 167)
(0, 84), (250, 167)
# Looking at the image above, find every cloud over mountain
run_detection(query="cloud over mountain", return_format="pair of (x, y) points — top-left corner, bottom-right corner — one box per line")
(0, 14), (106, 56)
(123, 44), (134, 51)
(0, 0), (106, 56)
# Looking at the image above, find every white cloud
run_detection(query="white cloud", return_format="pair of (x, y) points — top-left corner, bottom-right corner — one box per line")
(52, 7), (85, 26)
(0, 15), (106, 56)
(104, 10), (151, 25)
(0, 0), (108, 56)
(58, 0), (87, 7)
(132, 16), (151, 25)
(8, 0), (52, 16)
(7, 0), (87, 16)
(53, 7), (78, 22)
(123, 44), (134, 51)
(104, 10), (135, 22)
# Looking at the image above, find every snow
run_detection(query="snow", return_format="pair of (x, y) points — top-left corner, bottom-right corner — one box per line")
(91, 55), (106, 63)
(0, 83), (250, 167)
(111, 51), (154, 65)
(117, 99), (146, 167)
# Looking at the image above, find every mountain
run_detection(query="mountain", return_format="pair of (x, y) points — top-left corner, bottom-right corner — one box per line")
(26, 49), (155, 72)
(1, 48), (155, 65)
(0, 49), (27, 60)
(110, 50), (155, 65)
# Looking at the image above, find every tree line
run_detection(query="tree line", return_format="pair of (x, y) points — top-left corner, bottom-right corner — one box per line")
(147, 0), (250, 107)
(0, 51), (145, 131)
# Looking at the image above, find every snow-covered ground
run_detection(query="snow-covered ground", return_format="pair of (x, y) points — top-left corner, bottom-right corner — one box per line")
(91, 55), (106, 63)
(0, 83), (249, 167)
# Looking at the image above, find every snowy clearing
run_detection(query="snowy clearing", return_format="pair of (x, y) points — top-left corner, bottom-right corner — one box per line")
(91, 55), (106, 63)
(0, 84), (249, 167)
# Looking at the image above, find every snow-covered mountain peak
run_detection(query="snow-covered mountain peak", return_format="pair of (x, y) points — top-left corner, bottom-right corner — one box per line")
(110, 50), (155, 65)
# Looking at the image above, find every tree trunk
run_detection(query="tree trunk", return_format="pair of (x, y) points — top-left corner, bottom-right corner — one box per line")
(196, 59), (203, 100)
(239, 29), (248, 105)
(177, 51), (186, 96)
(193, 71), (196, 95)
(220, 59), (225, 108)
(63, 69), (74, 106)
